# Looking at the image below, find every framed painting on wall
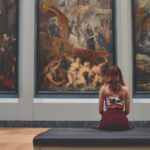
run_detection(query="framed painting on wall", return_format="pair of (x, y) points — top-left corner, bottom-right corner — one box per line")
(132, 0), (150, 97)
(0, 0), (19, 97)
(36, 0), (116, 98)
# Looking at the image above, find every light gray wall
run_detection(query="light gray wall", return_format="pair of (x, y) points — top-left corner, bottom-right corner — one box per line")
(0, 0), (149, 121)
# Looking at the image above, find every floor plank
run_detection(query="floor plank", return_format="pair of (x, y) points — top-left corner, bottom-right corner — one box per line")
(0, 128), (48, 150)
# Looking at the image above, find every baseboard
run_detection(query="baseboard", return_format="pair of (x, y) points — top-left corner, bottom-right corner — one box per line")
(0, 121), (150, 127)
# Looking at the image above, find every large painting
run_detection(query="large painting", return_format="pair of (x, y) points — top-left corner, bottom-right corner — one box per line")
(36, 0), (116, 97)
(0, 0), (19, 95)
(132, 0), (150, 95)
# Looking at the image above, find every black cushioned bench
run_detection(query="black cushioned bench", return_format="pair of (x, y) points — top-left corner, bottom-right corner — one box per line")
(33, 127), (150, 147)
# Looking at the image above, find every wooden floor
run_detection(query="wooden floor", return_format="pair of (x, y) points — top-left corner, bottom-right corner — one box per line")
(0, 128), (48, 150)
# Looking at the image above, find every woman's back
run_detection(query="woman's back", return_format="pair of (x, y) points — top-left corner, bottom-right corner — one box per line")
(104, 85), (126, 109)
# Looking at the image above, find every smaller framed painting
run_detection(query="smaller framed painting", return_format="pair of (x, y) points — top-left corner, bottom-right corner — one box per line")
(132, 0), (150, 97)
(0, 0), (19, 97)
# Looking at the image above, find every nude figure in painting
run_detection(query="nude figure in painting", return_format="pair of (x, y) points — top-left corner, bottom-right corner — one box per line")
(88, 57), (108, 88)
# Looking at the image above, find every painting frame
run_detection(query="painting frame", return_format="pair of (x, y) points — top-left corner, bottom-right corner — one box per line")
(0, 0), (19, 97)
(35, 0), (116, 98)
(132, 0), (150, 98)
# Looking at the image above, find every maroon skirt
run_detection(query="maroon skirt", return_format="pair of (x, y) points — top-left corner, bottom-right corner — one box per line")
(96, 108), (130, 130)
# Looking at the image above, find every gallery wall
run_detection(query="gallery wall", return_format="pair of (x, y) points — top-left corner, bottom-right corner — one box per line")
(0, 0), (149, 121)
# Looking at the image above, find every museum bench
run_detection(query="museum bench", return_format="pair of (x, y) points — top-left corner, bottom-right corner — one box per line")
(33, 127), (150, 150)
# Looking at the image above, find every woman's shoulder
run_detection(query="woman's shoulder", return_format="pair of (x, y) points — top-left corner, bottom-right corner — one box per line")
(100, 84), (107, 90)
(121, 85), (129, 94)
(99, 85), (107, 93)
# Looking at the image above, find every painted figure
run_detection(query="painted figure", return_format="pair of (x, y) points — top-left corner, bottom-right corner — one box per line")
(64, 53), (82, 88)
(74, 61), (90, 88)
(86, 24), (95, 50)
(88, 57), (108, 88)
(49, 19), (60, 38)
(44, 58), (64, 86)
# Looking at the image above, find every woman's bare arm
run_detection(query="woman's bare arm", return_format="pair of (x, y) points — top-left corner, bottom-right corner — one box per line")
(124, 87), (130, 115)
(99, 86), (105, 115)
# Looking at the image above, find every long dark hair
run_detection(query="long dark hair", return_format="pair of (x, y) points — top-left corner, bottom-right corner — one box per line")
(105, 66), (125, 92)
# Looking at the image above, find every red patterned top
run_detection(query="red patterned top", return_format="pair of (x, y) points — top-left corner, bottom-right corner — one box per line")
(104, 86), (125, 109)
